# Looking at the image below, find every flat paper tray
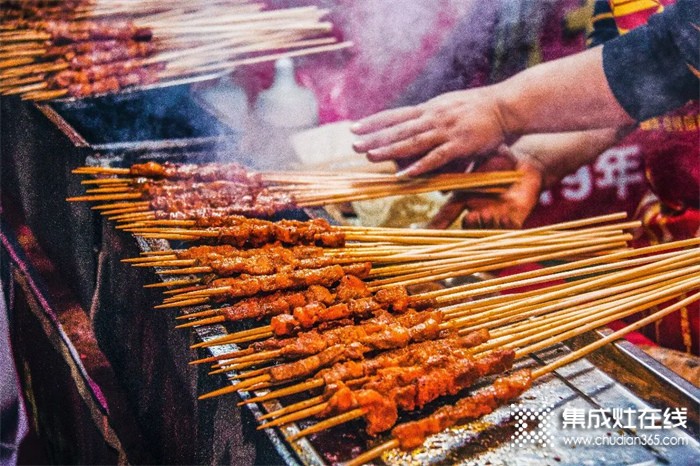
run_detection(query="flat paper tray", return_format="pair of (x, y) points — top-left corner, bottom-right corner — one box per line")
(134, 232), (700, 466)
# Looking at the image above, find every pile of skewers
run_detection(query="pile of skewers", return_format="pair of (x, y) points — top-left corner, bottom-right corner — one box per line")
(67, 161), (522, 221)
(68, 161), (700, 464)
(1, 1), (351, 100)
(118, 206), (700, 463)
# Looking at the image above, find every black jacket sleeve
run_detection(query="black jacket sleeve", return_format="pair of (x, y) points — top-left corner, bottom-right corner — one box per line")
(602, 0), (699, 121)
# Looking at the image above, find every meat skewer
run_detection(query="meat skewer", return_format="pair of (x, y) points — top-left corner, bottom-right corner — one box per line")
(265, 283), (699, 452)
(180, 244), (693, 338)
(69, 168), (520, 219)
(261, 348), (516, 437)
(179, 277), (430, 333)
(156, 262), (372, 309)
(131, 217), (345, 250)
(198, 309), (450, 397)
(2, 6), (351, 100)
(214, 270), (699, 410)
(7, 20), (153, 43)
(242, 330), (491, 407)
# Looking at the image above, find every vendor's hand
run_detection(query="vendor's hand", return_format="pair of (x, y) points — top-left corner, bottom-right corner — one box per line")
(351, 88), (509, 177)
(426, 148), (516, 229)
(461, 157), (543, 229)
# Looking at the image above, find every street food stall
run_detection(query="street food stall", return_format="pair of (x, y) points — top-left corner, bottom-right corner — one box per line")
(1, 1), (698, 465)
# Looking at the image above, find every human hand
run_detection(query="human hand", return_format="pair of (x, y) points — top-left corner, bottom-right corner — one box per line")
(426, 146), (543, 229)
(351, 88), (509, 177)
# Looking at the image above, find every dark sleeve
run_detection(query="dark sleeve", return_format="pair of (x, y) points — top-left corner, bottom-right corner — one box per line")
(587, 0), (619, 48)
(602, 0), (699, 121)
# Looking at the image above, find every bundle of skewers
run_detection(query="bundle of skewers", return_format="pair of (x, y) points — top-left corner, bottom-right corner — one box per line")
(120, 208), (700, 464)
(67, 158), (700, 463)
(67, 161), (522, 221)
(127, 218), (700, 464)
(1, 1), (351, 100)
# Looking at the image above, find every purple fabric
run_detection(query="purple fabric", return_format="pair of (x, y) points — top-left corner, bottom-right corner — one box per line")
(0, 278), (28, 466)
(0, 231), (109, 412)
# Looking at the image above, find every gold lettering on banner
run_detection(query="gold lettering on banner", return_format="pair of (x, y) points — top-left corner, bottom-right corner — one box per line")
(671, 116), (684, 131)
(640, 118), (660, 130)
(662, 116), (674, 131)
(683, 115), (697, 131)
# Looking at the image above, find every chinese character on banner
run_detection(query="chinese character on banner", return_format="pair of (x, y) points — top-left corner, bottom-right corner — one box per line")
(638, 408), (663, 430)
(588, 408), (612, 429)
(593, 146), (643, 200)
(562, 408), (586, 429)
(561, 166), (593, 202)
(663, 407), (688, 429)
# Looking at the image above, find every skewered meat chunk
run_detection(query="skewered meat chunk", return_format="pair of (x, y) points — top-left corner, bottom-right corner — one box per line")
(45, 40), (124, 57)
(64, 66), (160, 97)
(69, 42), (155, 68)
(320, 349), (515, 435)
(45, 21), (152, 43)
(316, 331), (490, 386)
(149, 216), (345, 248)
(178, 244), (324, 262)
(265, 331), (490, 386)
(253, 310), (443, 357)
(49, 60), (141, 86)
(149, 191), (296, 220)
(206, 263), (369, 303)
(392, 370), (533, 450)
(130, 162), (260, 183)
(218, 285), (335, 322)
(267, 282), (428, 336)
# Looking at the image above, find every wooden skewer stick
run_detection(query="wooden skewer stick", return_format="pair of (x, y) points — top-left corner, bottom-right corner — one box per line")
(132, 259), (196, 267)
(67, 193), (142, 202)
(289, 409), (366, 441)
(162, 285), (206, 295)
(368, 237), (630, 289)
(102, 207), (150, 216)
(175, 316), (225, 328)
(531, 290), (700, 378)
(92, 201), (148, 210)
(21, 89), (67, 101)
(513, 278), (700, 358)
(257, 395), (326, 421)
(391, 212), (628, 258)
(228, 367), (271, 382)
(0, 57), (34, 69)
(84, 186), (132, 194)
(111, 212), (155, 221)
(446, 251), (700, 330)
(257, 402), (329, 430)
(122, 255), (179, 264)
(242, 379), (325, 407)
(143, 278), (201, 289)
(424, 237), (700, 301)
(153, 297), (210, 309)
(176, 308), (219, 320)
(2, 81), (46, 95)
(73, 167), (131, 175)
(81, 178), (133, 185)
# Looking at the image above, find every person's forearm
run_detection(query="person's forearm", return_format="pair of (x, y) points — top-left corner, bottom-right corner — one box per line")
(493, 47), (636, 137)
(511, 127), (630, 188)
